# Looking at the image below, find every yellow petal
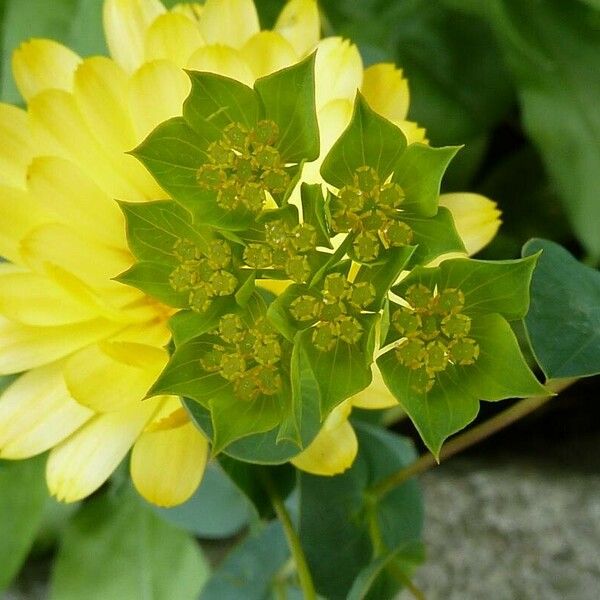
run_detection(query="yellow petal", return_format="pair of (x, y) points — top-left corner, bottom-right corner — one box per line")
(64, 339), (167, 413)
(103, 0), (166, 72)
(0, 185), (48, 264)
(397, 119), (427, 145)
(275, 0), (320, 56)
(314, 37), (362, 110)
(73, 57), (137, 152)
(361, 63), (409, 122)
(351, 364), (398, 410)
(171, 3), (204, 21)
(439, 192), (502, 256)
(0, 271), (102, 326)
(27, 156), (127, 249)
(292, 401), (358, 476)
(128, 59), (191, 142)
(301, 98), (353, 186)
(47, 397), (159, 502)
(144, 12), (205, 67)
(0, 103), (34, 188)
(28, 89), (159, 201)
(242, 32), (298, 79)
(20, 223), (136, 302)
(12, 39), (81, 101)
(0, 361), (92, 459)
(131, 421), (208, 506)
(0, 315), (122, 375)
(145, 396), (187, 432)
(197, 0), (259, 48)
(186, 45), (254, 87)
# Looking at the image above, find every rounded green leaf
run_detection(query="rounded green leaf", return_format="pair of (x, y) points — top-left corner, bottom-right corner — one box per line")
(523, 238), (600, 379)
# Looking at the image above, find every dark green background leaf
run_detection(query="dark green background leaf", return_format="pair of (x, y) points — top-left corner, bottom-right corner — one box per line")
(523, 238), (600, 379)
(50, 488), (209, 600)
(152, 462), (251, 539)
(299, 422), (423, 600)
(0, 455), (48, 590)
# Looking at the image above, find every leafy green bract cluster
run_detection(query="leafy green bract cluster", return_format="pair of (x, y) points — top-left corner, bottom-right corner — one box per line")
(121, 55), (544, 461)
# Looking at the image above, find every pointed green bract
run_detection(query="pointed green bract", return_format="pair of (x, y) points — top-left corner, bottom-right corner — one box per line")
(183, 71), (258, 135)
(300, 183), (333, 248)
(254, 53), (320, 162)
(380, 255), (544, 456)
(120, 200), (211, 263)
(462, 313), (546, 400)
(321, 93), (408, 188)
(393, 255), (540, 321)
(377, 351), (480, 457)
(402, 207), (466, 264)
(353, 246), (416, 311)
(117, 262), (189, 308)
(393, 143), (461, 217)
(297, 319), (374, 417)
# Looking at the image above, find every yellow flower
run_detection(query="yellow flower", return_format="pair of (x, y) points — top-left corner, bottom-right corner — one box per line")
(0, 0), (502, 500)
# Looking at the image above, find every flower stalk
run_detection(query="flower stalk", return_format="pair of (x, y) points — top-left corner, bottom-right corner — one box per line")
(369, 377), (577, 500)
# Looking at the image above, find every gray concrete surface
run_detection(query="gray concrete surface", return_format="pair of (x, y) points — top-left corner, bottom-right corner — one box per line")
(413, 449), (600, 599)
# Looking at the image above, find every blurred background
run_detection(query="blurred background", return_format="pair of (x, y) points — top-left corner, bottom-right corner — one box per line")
(1, 0), (599, 598)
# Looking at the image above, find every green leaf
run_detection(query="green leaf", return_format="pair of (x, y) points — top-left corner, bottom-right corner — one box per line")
(299, 422), (423, 600)
(403, 206), (466, 265)
(393, 255), (540, 321)
(120, 200), (211, 264)
(347, 541), (425, 600)
(488, 0), (600, 259)
(152, 462), (250, 539)
(377, 351), (480, 457)
(199, 521), (289, 600)
(50, 488), (209, 600)
(0, 455), (48, 590)
(354, 246), (416, 311)
(320, 93), (407, 188)
(300, 183), (333, 248)
(217, 458), (295, 519)
(523, 238), (600, 379)
(254, 53), (320, 162)
(464, 313), (546, 399)
(393, 144), (460, 217)
(117, 261), (188, 307)
(183, 71), (258, 136)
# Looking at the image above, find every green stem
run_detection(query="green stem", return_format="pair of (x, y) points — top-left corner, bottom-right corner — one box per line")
(262, 472), (317, 600)
(370, 378), (576, 500)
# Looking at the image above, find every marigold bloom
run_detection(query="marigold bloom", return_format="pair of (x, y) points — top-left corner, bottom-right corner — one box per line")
(0, 0), (501, 502)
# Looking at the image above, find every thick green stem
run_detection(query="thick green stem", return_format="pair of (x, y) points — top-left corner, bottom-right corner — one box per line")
(263, 472), (317, 600)
(370, 378), (576, 499)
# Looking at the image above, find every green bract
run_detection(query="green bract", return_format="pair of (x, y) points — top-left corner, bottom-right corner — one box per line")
(377, 256), (547, 456)
(123, 56), (543, 463)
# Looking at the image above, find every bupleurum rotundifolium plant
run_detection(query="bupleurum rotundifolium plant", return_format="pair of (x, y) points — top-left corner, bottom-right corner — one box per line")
(123, 52), (545, 464)
(0, 0), (506, 508)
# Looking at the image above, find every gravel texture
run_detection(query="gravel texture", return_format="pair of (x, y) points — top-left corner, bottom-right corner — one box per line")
(413, 442), (600, 599)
